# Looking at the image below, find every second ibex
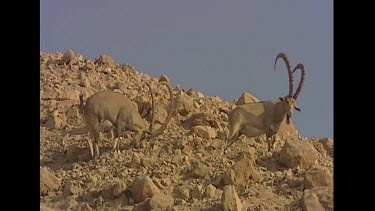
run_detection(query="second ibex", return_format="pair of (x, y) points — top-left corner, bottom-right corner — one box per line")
(223, 52), (306, 152)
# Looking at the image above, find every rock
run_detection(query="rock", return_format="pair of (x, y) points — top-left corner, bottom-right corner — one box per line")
(279, 138), (318, 170)
(93, 197), (103, 209)
(174, 185), (191, 200)
(64, 180), (81, 196)
(60, 49), (75, 64)
(304, 166), (333, 189)
(158, 74), (171, 84)
(223, 154), (255, 190)
(191, 162), (210, 179)
(102, 183), (116, 200)
(44, 116), (63, 129)
(95, 54), (117, 67)
(306, 187), (333, 210)
(113, 181), (127, 197)
(191, 125), (217, 139)
(83, 60), (96, 71)
(152, 104), (168, 125)
(149, 193), (174, 210)
(41, 86), (59, 100)
(221, 185), (242, 211)
(80, 77), (91, 87)
(80, 203), (93, 211)
(175, 92), (194, 116)
(40, 167), (61, 196)
(133, 198), (152, 211)
(141, 157), (154, 168)
(131, 176), (161, 203)
(234, 92), (260, 105)
(186, 88), (196, 96)
(66, 144), (81, 162)
(302, 191), (325, 211)
(205, 184), (217, 199)
(128, 153), (141, 169)
(320, 137), (333, 151)
(191, 185), (203, 199)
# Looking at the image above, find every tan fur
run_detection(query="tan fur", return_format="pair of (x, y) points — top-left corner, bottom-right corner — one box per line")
(80, 82), (173, 159)
(224, 53), (305, 152)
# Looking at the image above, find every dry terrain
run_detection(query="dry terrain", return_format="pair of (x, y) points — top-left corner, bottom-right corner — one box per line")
(40, 50), (333, 211)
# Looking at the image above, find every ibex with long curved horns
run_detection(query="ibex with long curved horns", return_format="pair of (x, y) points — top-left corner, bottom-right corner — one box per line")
(79, 81), (174, 159)
(223, 53), (306, 152)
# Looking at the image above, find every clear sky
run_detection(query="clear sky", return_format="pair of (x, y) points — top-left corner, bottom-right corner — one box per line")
(40, 1), (333, 139)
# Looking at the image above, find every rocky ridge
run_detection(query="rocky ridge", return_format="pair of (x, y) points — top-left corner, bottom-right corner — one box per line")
(40, 50), (333, 211)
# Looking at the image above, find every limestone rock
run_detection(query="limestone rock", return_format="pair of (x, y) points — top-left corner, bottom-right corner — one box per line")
(234, 92), (260, 105)
(304, 166), (333, 189)
(191, 125), (217, 139)
(60, 49), (75, 65)
(279, 138), (318, 169)
(44, 116), (63, 129)
(40, 167), (61, 196)
(66, 144), (81, 162)
(158, 74), (171, 84)
(223, 154), (255, 190)
(95, 54), (117, 67)
(131, 176), (161, 203)
(205, 184), (217, 199)
(221, 185), (242, 211)
(302, 191), (325, 211)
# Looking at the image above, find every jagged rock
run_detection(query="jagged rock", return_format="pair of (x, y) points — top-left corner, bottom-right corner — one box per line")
(95, 54), (117, 67)
(234, 92), (260, 105)
(191, 185), (203, 199)
(302, 191), (325, 211)
(60, 49), (75, 65)
(80, 203), (93, 211)
(305, 187), (333, 210)
(40, 167), (61, 196)
(221, 185), (242, 211)
(320, 137), (333, 151)
(304, 166), (333, 189)
(149, 193), (174, 210)
(191, 125), (217, 139)
(279, 138), (318, 169)
(223, 154), (255, 190)
(127, 153), (141, 169)
(191, 161), (210, 179)
(64, 180), (81, 196)
(113, 181), (127, 197)
(158, 74), (171, 84)
(175, 92), (194, 116)
(173, 185), (191, 200)
(186, 88), (196, 96)
(44, 116), (63, 129)
(82, 60), (96, 71)
(66, 144), (81, 162)
(131, 176), (160, 203)
(205, 184), (217, 199)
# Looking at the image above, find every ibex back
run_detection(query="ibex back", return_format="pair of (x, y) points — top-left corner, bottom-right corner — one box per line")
(224, 53), (306, 152)
(80, 81), (174, 159)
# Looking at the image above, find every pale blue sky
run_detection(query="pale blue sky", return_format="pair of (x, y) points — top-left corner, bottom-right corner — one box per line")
(40, 1), (333, 138)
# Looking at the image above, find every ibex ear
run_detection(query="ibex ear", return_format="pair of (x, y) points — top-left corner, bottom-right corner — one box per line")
(294, 106), (301, 112)
(279, 97), (284, 101)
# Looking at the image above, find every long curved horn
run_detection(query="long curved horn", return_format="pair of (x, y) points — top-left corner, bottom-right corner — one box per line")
(274, 53), (293, 97)
(144, 82), (155, 132)
(145, 81), (174, 139)
(292, 63), (305, 99)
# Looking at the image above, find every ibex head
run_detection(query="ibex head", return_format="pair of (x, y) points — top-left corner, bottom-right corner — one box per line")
(274, 53), (305, 124)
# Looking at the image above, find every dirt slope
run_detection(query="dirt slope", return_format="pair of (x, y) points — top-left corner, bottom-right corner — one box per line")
(40, 50), (333, 211)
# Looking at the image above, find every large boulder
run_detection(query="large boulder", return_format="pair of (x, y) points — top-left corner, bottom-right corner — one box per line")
(279, 138), (318, 169)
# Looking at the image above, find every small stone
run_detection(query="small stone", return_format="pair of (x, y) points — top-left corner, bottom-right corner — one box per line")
(205, 184), (217, 199)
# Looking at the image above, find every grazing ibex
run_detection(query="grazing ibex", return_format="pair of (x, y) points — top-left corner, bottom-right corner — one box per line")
(79, 81), (174, 159)
(223, 53), (306, 152)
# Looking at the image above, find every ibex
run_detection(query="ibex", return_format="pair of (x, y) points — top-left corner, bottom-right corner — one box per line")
(223, 53), (306, 152)
(79, 81), (174, 159)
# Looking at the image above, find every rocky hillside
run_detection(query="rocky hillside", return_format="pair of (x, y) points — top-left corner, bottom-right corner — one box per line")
(40, 49), (333, 211)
